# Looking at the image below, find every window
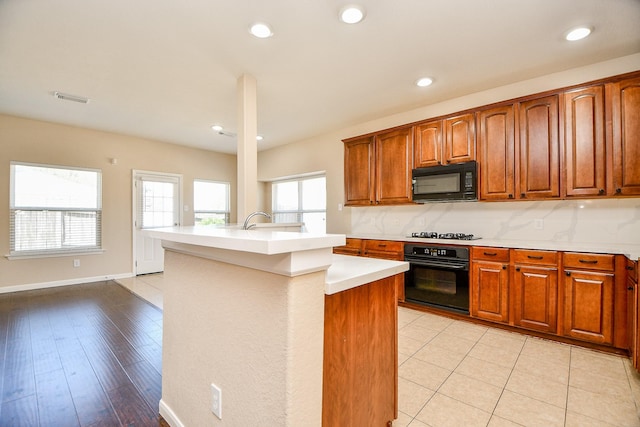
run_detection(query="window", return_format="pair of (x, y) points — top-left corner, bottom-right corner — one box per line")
(272, 175), (326, 233)
(194, 180), (230, 225)
(10, 162), (102, 256)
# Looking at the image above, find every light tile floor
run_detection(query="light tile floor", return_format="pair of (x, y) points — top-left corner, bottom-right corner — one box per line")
(396, 306), (640, 427)
(117, 274), (640, 426)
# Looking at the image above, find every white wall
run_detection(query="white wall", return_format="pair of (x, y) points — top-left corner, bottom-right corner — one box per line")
(257, 53), (640, 237)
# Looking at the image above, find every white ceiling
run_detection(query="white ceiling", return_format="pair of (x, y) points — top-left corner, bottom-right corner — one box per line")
(1, 0), (639, 154)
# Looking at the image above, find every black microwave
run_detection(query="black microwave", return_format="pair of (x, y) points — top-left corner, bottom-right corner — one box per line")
(412, 161), (478, 202)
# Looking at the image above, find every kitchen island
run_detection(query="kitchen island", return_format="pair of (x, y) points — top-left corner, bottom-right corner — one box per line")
(144, 226), (408, 427)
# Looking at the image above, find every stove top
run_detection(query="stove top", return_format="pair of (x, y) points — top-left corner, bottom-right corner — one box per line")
(410, 231), (481, 240)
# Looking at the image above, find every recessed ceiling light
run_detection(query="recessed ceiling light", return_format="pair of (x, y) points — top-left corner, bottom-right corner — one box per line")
(565, 26), (592, 41)
(256, 135), (264, 141)
(416, 77), (433, 87)
(211, 125), (223, 132)
(339, 5), (365, 24)
(250, 23), (273, 38)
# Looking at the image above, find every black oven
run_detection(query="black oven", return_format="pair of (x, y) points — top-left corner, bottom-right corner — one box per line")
(404, 244), (469, 314)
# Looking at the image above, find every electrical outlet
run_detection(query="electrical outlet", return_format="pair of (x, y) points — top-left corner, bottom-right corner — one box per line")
(211, 383), (222, 419)
(73, 259), (80, 268)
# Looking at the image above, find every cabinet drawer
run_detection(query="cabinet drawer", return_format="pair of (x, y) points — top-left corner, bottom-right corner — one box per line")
(363, 240), (403, 253)
(513, 249), (558, 265)
(333, 238), (362, 256)
(472, 246), (510, 262)
(627, 258), (638, 282)
(564, 252), (615, 271)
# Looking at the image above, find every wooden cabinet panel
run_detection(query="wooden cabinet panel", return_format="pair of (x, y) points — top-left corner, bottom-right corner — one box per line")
(362, 239), (405, 302)
(375, 127), (414, 204)
(563, 269), (614, 344)
(444, 113), (475, 164)
(344, 136), (374, 206)
(414, 120), (442, 168)
(333, 238), (363, 256)
(512, 249), (558, 265)
(477, 105), (516, 200)
(518, 95), (560, 199)
(323, 275), (397, 427)
(564, 85), (606, 197)
(513, 265), (558, 333)
(563, 252), (615, 271)
(472, 246), (510, 262)
(610, 76), (640, 196)
(471, 259), (509, 323)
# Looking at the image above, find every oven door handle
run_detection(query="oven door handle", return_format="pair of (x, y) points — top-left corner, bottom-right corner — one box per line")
(404, 257), (468, 270)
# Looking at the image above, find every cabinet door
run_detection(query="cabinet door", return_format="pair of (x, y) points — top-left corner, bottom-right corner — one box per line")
(563, 270), (614, 344)
(610, 76), (640, 196)
(444, 113), (475, 164)
(375, 127), (413, 204)
(627, 275), (639, 370)
(344, 137), (374, 206)
(564, 85), (606, 197)
(471, 260), (509, 323)
(477, 105), (516, 200)
(513, 265), (558, 333)
(413, 120), (442, 168)
(519, 95), (560, 199)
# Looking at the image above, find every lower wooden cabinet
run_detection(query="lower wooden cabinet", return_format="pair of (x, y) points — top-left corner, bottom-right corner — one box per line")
(512, 250), (559, 333)
(562, 253), (616, 345)
(471, 247), (510, 323)
(627, 258), (639, 369)
(323, 275), (398, 426)
(334, 239), (406, 302)
(333, 237), (363, 256)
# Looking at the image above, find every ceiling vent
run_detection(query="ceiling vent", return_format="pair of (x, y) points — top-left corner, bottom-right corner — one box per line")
(53, 91), (90, 104)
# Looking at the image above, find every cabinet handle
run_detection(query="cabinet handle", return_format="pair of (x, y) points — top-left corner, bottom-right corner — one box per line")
(502, 265), (508, 270)
(566, 271), (571, 276)
(627, 266), (634, 271)
(599, 189), (605, 195)
(579, 259), (598, 264)
(483, 252), (498, 256)
(616, 188), (622, 194)
(378, 244), (387, 248)
(515, 267), (521, 271)
(527, 255), (543, 260)
(508, 194), (514, 199)
(629, 287), (635, 291)
(521, 193), (526, 198)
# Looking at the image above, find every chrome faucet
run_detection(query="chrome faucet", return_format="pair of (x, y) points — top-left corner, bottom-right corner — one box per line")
(242, 211), (272, 230)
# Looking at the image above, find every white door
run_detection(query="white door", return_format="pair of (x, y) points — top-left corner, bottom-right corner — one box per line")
(133, 172), (181, 275)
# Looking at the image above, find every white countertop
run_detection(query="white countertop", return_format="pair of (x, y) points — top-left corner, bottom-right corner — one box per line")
(145, 226), (345, 255)
(144, 226), (408, 294)
(349, 233), (640, 259)
(326, 254), (409, 295)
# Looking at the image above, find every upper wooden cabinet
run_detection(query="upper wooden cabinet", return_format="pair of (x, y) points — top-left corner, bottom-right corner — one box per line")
(344, 136), (375, 206)
(414, 113), (475, 168)
(563, 85), (606, 198)
(477, 105), (516, 200)
(518, 95), (560, 199)
(477, 95), (560, 201)
(609, 76), (640, 196)
(375, 127), (414, 204)
(343, 127), (413, 206)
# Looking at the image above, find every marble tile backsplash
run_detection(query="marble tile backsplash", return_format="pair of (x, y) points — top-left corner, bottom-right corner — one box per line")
(350, 199), (640, 246)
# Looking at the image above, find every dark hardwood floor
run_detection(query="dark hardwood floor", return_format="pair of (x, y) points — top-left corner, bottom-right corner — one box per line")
(0, 280), (165, 427)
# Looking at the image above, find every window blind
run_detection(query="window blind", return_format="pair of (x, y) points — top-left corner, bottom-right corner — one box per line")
(10, 162), (102, 256)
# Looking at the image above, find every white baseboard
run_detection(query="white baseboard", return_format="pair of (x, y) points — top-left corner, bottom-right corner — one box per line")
(159, 399), (185, 427)
(0, 272), (135, 294)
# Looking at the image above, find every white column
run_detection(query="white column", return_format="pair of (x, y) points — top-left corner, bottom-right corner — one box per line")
(236, 74), (258, 221)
